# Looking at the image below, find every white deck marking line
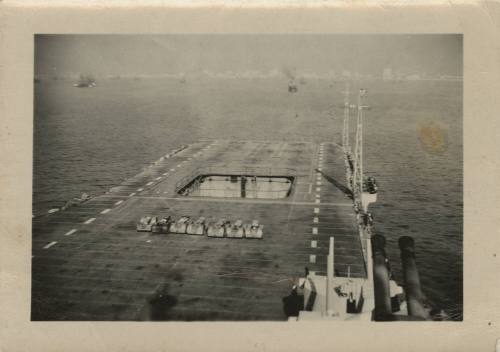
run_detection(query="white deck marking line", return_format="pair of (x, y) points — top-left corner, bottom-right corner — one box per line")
(313, 217), (319, 223)
(311, 240), (317, 248)
(309, 255), (316, 263)
(163, 173), (169, 176)
(316, 187), (321, 192)
(314, 208), (320, 214)
(83, 218), (96, 225)
(114, 200), (123, 206)
(312, 227), (318, 234)
(100, 209), (111, 214)
(170, 168), (175, 172)
(129, 192), (136, 197)
(43, 241), (57, 249)
(155, 177), (162, 180)
(176, 164), (182, 167)
(146, 182), (153, 186)
(308, 183), (312, 194)
(316, 181), (322, 186)
(64, 229), (77, 236)
(315, 194), (320, 198)
(318, 167), (323, 171)
(137, 188), (144, 192)
(315, 199), (320, 204)
(165, 155), (170, 158)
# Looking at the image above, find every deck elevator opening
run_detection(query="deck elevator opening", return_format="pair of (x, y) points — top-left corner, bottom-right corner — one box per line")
(177, 174), (295, 199)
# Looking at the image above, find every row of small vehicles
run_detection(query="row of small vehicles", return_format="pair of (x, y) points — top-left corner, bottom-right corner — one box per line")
(137, 216), (264, 239)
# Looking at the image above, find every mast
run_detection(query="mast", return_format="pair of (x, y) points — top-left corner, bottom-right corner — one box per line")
(353, 88), (367, 205)
(342, 84), (350, 152)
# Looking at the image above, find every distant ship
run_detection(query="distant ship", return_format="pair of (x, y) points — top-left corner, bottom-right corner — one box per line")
(73, 74), (96, 88)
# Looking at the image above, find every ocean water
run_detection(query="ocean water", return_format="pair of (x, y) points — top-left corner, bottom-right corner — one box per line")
(33, 77), (462, 320)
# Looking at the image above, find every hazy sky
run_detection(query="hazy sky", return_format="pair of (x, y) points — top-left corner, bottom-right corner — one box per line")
(35, 34), (462, 77)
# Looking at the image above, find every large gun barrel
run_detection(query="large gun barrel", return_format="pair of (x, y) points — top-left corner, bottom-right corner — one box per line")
(399, 236), (431, 320)
(371, 234), (392, 320)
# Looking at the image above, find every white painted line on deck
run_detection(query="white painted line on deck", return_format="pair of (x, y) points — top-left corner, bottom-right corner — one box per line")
(137, 188), (144, 192)
(43, 241), (57, 249)
(84, 218), (96, 225)
(163, 173), (169, 176)
(312, 227), (318, 235)
(100, 208), (111, 214)
(314, 208), (320, 214)
(176, 164), (182, 167)
(316, 187), (321, 192)
(170, 168), (175, 172)
(315, 194), (320, 198)
(313, 217), (319, 223)
(318, 168), (323, 172)
(115, 200), (124, 206)
(64, 229), (77, 236)
(309, 255), (316, 263)
(311, 240), (317, 248)
(129, 192), (136, 197)
(315, 199), (320, 204)
(316, 181), (322, 186)
(146, 182), (153, 186)
(155, 177), (162, 180)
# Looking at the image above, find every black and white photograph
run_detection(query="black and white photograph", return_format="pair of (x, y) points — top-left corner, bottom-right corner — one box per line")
(31, 34), (463, 322)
